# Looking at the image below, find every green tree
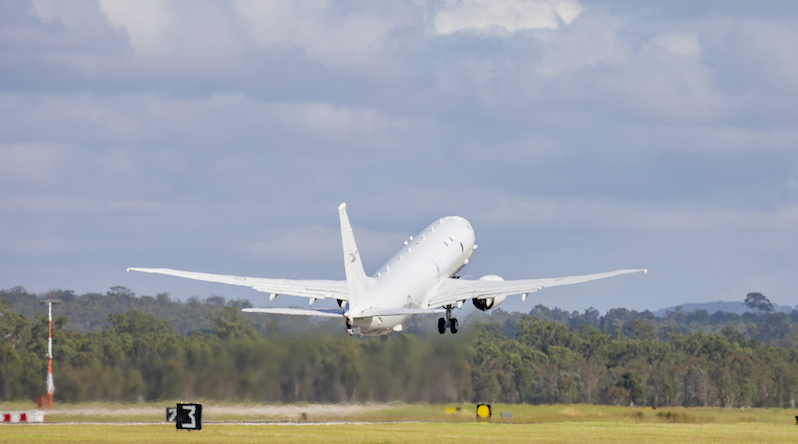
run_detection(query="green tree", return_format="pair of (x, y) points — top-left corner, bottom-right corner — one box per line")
(212, 307), (256, 339)
(628, 319), (656, 341)
(616, 371), (645, 406)
(744, 292), (773, 313)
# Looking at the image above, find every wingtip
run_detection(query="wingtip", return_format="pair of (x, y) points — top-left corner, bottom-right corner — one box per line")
(338, 202), (347, 211)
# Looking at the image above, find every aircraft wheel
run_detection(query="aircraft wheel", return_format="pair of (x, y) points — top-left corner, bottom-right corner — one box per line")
(438, 317), (446, 334)
(450, 318), (458, 334)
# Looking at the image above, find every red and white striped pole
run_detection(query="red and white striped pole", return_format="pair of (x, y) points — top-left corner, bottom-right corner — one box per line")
(41, 292), (59, 410)
(46, 296), (54, 409)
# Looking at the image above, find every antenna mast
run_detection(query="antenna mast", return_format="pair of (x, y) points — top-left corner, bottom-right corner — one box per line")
(40, 291), (60, 409)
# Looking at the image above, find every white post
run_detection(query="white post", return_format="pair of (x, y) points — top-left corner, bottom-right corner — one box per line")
(48, 302), (53, 359)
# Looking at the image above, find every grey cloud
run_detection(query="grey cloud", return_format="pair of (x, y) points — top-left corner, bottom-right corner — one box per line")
(2, 1), (798, 313)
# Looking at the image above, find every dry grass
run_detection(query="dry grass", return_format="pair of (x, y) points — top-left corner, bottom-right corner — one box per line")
(2, 421), (797, 444)
(1, 401), (796, 424)
(1, 402), (797, 443)
(362, 403), (798, 425)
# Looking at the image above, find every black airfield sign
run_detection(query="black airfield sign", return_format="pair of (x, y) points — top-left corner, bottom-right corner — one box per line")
(165, 407), (177, 422)
(175, 403), (202, 430)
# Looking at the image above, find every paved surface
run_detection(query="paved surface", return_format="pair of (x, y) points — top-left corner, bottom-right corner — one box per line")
(3, 420), (430, 426)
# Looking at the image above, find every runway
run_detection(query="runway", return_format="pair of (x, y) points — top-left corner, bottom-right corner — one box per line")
(5, 420), (433, 426)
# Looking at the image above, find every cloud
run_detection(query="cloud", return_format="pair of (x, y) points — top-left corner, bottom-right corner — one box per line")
(3, 1), (798, 312)
(28, 0), (58, 23)
(233, 0), (403, 72)
(432, 0), (583, 35)
(0, 192), (176, 216)
(98, 0), (172, 54)
(717, 19), (798, 96)
(0, 143), (71, 186)
(644, 31), (701, 57)
(468, 193), (798, 239)
(243, 224), (339, 264)
(99, 148), (135, 176)
(233, 0), (331, 46)
(14, 0), (125, 61)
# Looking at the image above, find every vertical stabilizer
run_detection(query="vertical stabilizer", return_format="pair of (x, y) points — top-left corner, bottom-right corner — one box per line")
(338, 203), (369, 306)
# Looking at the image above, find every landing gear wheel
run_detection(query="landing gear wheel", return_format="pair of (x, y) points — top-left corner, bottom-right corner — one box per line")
(438, 318), (446, 334)
(450, 318), (458, 334)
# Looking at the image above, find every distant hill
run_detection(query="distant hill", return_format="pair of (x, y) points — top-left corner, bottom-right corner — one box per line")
(653, 300), (795, 317)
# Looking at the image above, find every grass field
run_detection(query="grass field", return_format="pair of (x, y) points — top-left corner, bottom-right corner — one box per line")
(2, 422), (797, 443)
(1, 402), (797, 443)
(3, 401), (797, 424)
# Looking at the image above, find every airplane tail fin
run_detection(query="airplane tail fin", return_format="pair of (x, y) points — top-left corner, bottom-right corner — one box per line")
(338, 203), (370, 306)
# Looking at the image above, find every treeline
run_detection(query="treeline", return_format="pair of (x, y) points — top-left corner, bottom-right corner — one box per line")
(485, 303), (798, 349)
(0, 286), (341, 337)
(471, 319), (797, 408)
(5, 286), (798, 345)
(0, 301), (470, 403)
(2, 288), (798, 408)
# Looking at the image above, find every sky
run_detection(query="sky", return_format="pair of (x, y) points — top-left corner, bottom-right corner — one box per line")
(1, 0), (797, 314)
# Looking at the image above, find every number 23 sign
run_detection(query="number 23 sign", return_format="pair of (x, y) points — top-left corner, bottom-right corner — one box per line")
(169, 403), (202, 431)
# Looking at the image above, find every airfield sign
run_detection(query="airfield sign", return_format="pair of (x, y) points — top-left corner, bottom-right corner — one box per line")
(175, 403), (202, 431)
(165, 407), (177, 423)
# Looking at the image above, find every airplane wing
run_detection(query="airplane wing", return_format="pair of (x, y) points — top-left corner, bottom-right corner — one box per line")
(427, 269), (647, 308)
(243, 308), (345, 317)
(127, 267), (351, 301)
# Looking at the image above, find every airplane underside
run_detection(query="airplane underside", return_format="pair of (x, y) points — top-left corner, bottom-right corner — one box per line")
(348, 314), (409, 336)
(347, 306), (461, 336)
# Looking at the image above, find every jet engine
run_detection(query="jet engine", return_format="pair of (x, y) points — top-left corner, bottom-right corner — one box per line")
(472, 275), (507, 311)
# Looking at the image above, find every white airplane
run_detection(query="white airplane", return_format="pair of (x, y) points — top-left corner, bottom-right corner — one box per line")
(129, 203), (645, 336)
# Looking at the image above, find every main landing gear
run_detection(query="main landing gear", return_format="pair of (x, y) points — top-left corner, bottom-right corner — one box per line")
(438, 305), (458, 334)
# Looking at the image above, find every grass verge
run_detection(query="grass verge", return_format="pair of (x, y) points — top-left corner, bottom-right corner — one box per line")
(1, 401), (796, 424)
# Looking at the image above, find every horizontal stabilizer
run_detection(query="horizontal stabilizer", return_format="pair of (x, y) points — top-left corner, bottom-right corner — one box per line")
(358, 308), (445, 317)
(242, 308), (345, 318)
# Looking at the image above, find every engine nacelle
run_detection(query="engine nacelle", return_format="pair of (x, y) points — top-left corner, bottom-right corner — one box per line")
(472, 275), (507, 311)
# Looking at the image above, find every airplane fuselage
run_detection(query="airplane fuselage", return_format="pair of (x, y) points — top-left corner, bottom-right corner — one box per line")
(349, 216), (476, 335)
